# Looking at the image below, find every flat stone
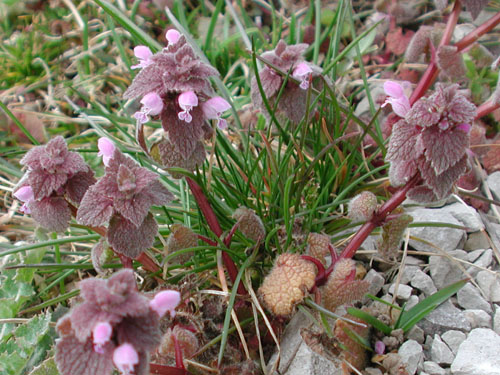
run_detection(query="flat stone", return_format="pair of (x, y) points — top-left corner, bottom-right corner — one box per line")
(411, 270), (437, 296)
(464, 309), (492, 328)
(401, 265), (421, 285)
(282, 340), (342, 375)
(389, 284), (413, 300)
(476, 270), (500, 302)
(406, 325), (425, 344)
(398, 340), (423, 375)
(420, 300), (471, 335)
(441, 330), (466, 355)
(441, 202), (484, 232)
(486, 171), (500, 201)
(429, 250), (469, 290)
(405, 295), (420, 310)
(451, 328), (500, 375)
(364, 269), (385, 296)
(407, 207), (466, 253)
(457, 283), (492, 313)
(494, 305), (500, 335)
(467, 249), (493, 278)
(464, 231), (491, 251)
(466, 249), (484, 263)
(423, 361), (446, 375)
(431, 334), (454, 365)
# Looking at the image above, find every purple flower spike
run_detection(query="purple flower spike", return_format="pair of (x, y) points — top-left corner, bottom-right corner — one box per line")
(374, 340), (385, 355)
(14, 185), (34, 213)
(131, 46), (153, 70)
(97, 138), (116, 167)
(382, 81), (411, 118)
(202, 97), (231, 129)
(149, 290), (181, 318)
(113, 343), (139, 375)
(166, 29), (181, 46)
(134, 92), (164, 124)
(178, 91), (198, 123)
(292, 62), (313, 90)
(92, 322), (113, 354)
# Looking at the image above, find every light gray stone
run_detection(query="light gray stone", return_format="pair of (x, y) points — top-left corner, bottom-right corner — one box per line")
(420, 300), (471, 335)
(441, 202), (484, 232)
(487, 171), (500, 201)
(407, 207), (466, 253)
(476, 271), (500, 303)
(431, 334), (454, 365)
(429, 250), (469, 290)
(389, 284), (413, 300)
(424, 361), (446, 375)
(364, 269), (385, 296)
(406, 325), (425, 344)
(411, 269), (437, 296)
(464, 231), (491, 251)
(457, 283), (492, 313)
(467, 249), (493, 278)
(282, 340), (341, 375)
(451, 328), (500, 375)
(398, 340), (423, 375)
(464, 309), (492, 328)
(401, 265), (421, 285)
(405, 295), (420, 310)
(493, 305), (500, 335)
(466, 249), (484, 263)
(441, 330), (466, 355)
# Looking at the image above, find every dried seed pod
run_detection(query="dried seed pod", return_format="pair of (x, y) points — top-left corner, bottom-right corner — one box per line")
(232, 207), (265, 242)
(165, 224), (198, 263)
(348, 191), (378, 222)
(258, 253), (317, 316)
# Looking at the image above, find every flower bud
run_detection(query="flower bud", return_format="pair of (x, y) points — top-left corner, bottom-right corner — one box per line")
(150, 290), (181, 318)
(348, 191), (378, 222)
(232, 207), (265, 242)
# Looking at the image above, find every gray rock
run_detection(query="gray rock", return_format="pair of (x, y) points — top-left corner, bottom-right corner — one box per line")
(420, 300), (471, 335)
(441, 202), (484, 232)
(407, 207), (466, 253)
(406, 325), (425, 344)
(487, 171), (500, 201)
(389, 284), (413, 300)
(364, 269), (385, 296)
(429, 250), (469, 289)
(282, 340), (341, 375)
(398, 340), (423, 375)
(424, 361), (446, 375)
(476, 270), (500, 303)
(493, 305), (500, 335)
(467, 249), (493, 278)
(405, 295), (420, 310)
(464, 231), (491, 251)
(401, 265), (421, 285)
(466, 249), (484, 263)
(411, 270), (437, 296)
(431, 334), (454, 365)
(464, 309), (492, 328)
(441, 330), (466, 355)
(451, 328), (500, 375)
(457, 282), (492, 313)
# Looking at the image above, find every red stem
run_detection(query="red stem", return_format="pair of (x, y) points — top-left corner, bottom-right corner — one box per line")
(475, 100), (500, 119)
(149, 364), (188, 375)
(185, 177), (246, 295)
(223, 222), (240, 247)
(455, 10), (500, 52)
(197, 234), (217, 246)
(339, 176), (420, 260)
(173, 335), (185, 370)
(301, 255), (326, 285)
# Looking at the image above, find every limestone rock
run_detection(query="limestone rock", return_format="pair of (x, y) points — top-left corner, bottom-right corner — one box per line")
(430, 334), (454, 365)
(441, 202), (484, 232)
(419, 300), (470, 335)
(457, 282), (492, 313)
(411, 269), (437, 296)
(429, 250), (468, 290)
(398, 340), (423, 375)
(464, 309), (492, 328)
(486, 171), (500, 200)
(451, 328), (500, 375)
(441, 330), (466, 355)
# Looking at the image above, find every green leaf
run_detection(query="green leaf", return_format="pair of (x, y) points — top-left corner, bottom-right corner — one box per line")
(15, 313), (52, 349)
(28, 357), (58, 375)
(396, 279), (468, 333)
(346, 307), (392, 335)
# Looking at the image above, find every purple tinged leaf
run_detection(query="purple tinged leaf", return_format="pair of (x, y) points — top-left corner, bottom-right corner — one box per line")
(405, 98), (441, 127)
(156, 138), (206, 179)
(27, 169), (68, 200)
(437, 45), (466, 80)
(386, 120), (421, 162)
(278, 84), (308, 124)
(417, 154), (468, 199)
(389, 159), (418, 186)
(115, 312), (161, 351)
(447, 92), (477, 124)
(463, 0), (488, 20)
(117, 165), (137, 193)
(107, 213), (158, 258)
(65, 168), (96, 204)
(30, 196), (71, 232)
(76, 185), (114, 227)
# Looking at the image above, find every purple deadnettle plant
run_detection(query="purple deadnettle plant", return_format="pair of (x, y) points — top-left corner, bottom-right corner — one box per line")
(77, 143), (174, 258)
(55, 269), (181, 375)
(13, 136), (95, 232)
(124, 29), (230, 162)
(386, 83), (476, 202)
(251, 40), (323, 124)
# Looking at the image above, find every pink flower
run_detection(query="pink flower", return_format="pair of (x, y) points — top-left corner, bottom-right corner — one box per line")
(113, 343), (139, 375)
(92, 322), (113, 354)
(382, 81), (411, 118)
(292, 62), (313, 90)
(374, 340), (385, 355)
(14, 185), (34, 214)
(97, 138), (115, 167)
(134, 92), (164, 124)
(178, 91), (198, 123)
(131, 46), (153, 70)
(149, 290), (181, 318)
(202, 97), (231, 129)
(166, 29), (181, 46)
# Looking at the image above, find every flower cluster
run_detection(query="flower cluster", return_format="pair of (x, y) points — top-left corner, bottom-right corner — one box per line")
(77, 142), (174, 258)
(251, 40), (323, 124)
(13, 136), (95, 232)
(385, 82), (476, 202)
(55, 269), (180, 375)
(124, 29), (230, 167)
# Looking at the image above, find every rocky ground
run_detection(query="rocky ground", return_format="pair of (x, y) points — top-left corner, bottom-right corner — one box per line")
(266, 172), (500, 375)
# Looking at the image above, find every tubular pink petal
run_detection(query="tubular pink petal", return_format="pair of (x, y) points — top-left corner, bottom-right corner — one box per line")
(149, 290), (181, 318)
(133, 46), (153, 61)
(384, 81), (406, 99)
(97, 138), (116, 166)
(93, 322), (113, 353)
(140, 92), (164, 115)
(20, 203), (31, 214)
(113, 343), (139, 375)
(134, 111), (149, 124)
(217, 118), (228, 130)
(292, 62), (312, 78)
(388, 97), (411, 118)
(166, 29), (181, 45)
(14, 186), (34, 202)
(178, 91), (198, 109)
(202, 97), (231, 118)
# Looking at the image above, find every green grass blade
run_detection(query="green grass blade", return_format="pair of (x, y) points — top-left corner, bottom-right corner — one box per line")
(346, 307), (392, 335)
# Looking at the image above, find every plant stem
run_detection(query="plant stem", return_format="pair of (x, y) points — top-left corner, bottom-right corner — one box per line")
(455, 10), (500, 52)
(339, 175), (420, 260)
(475, 100), (500, 119)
